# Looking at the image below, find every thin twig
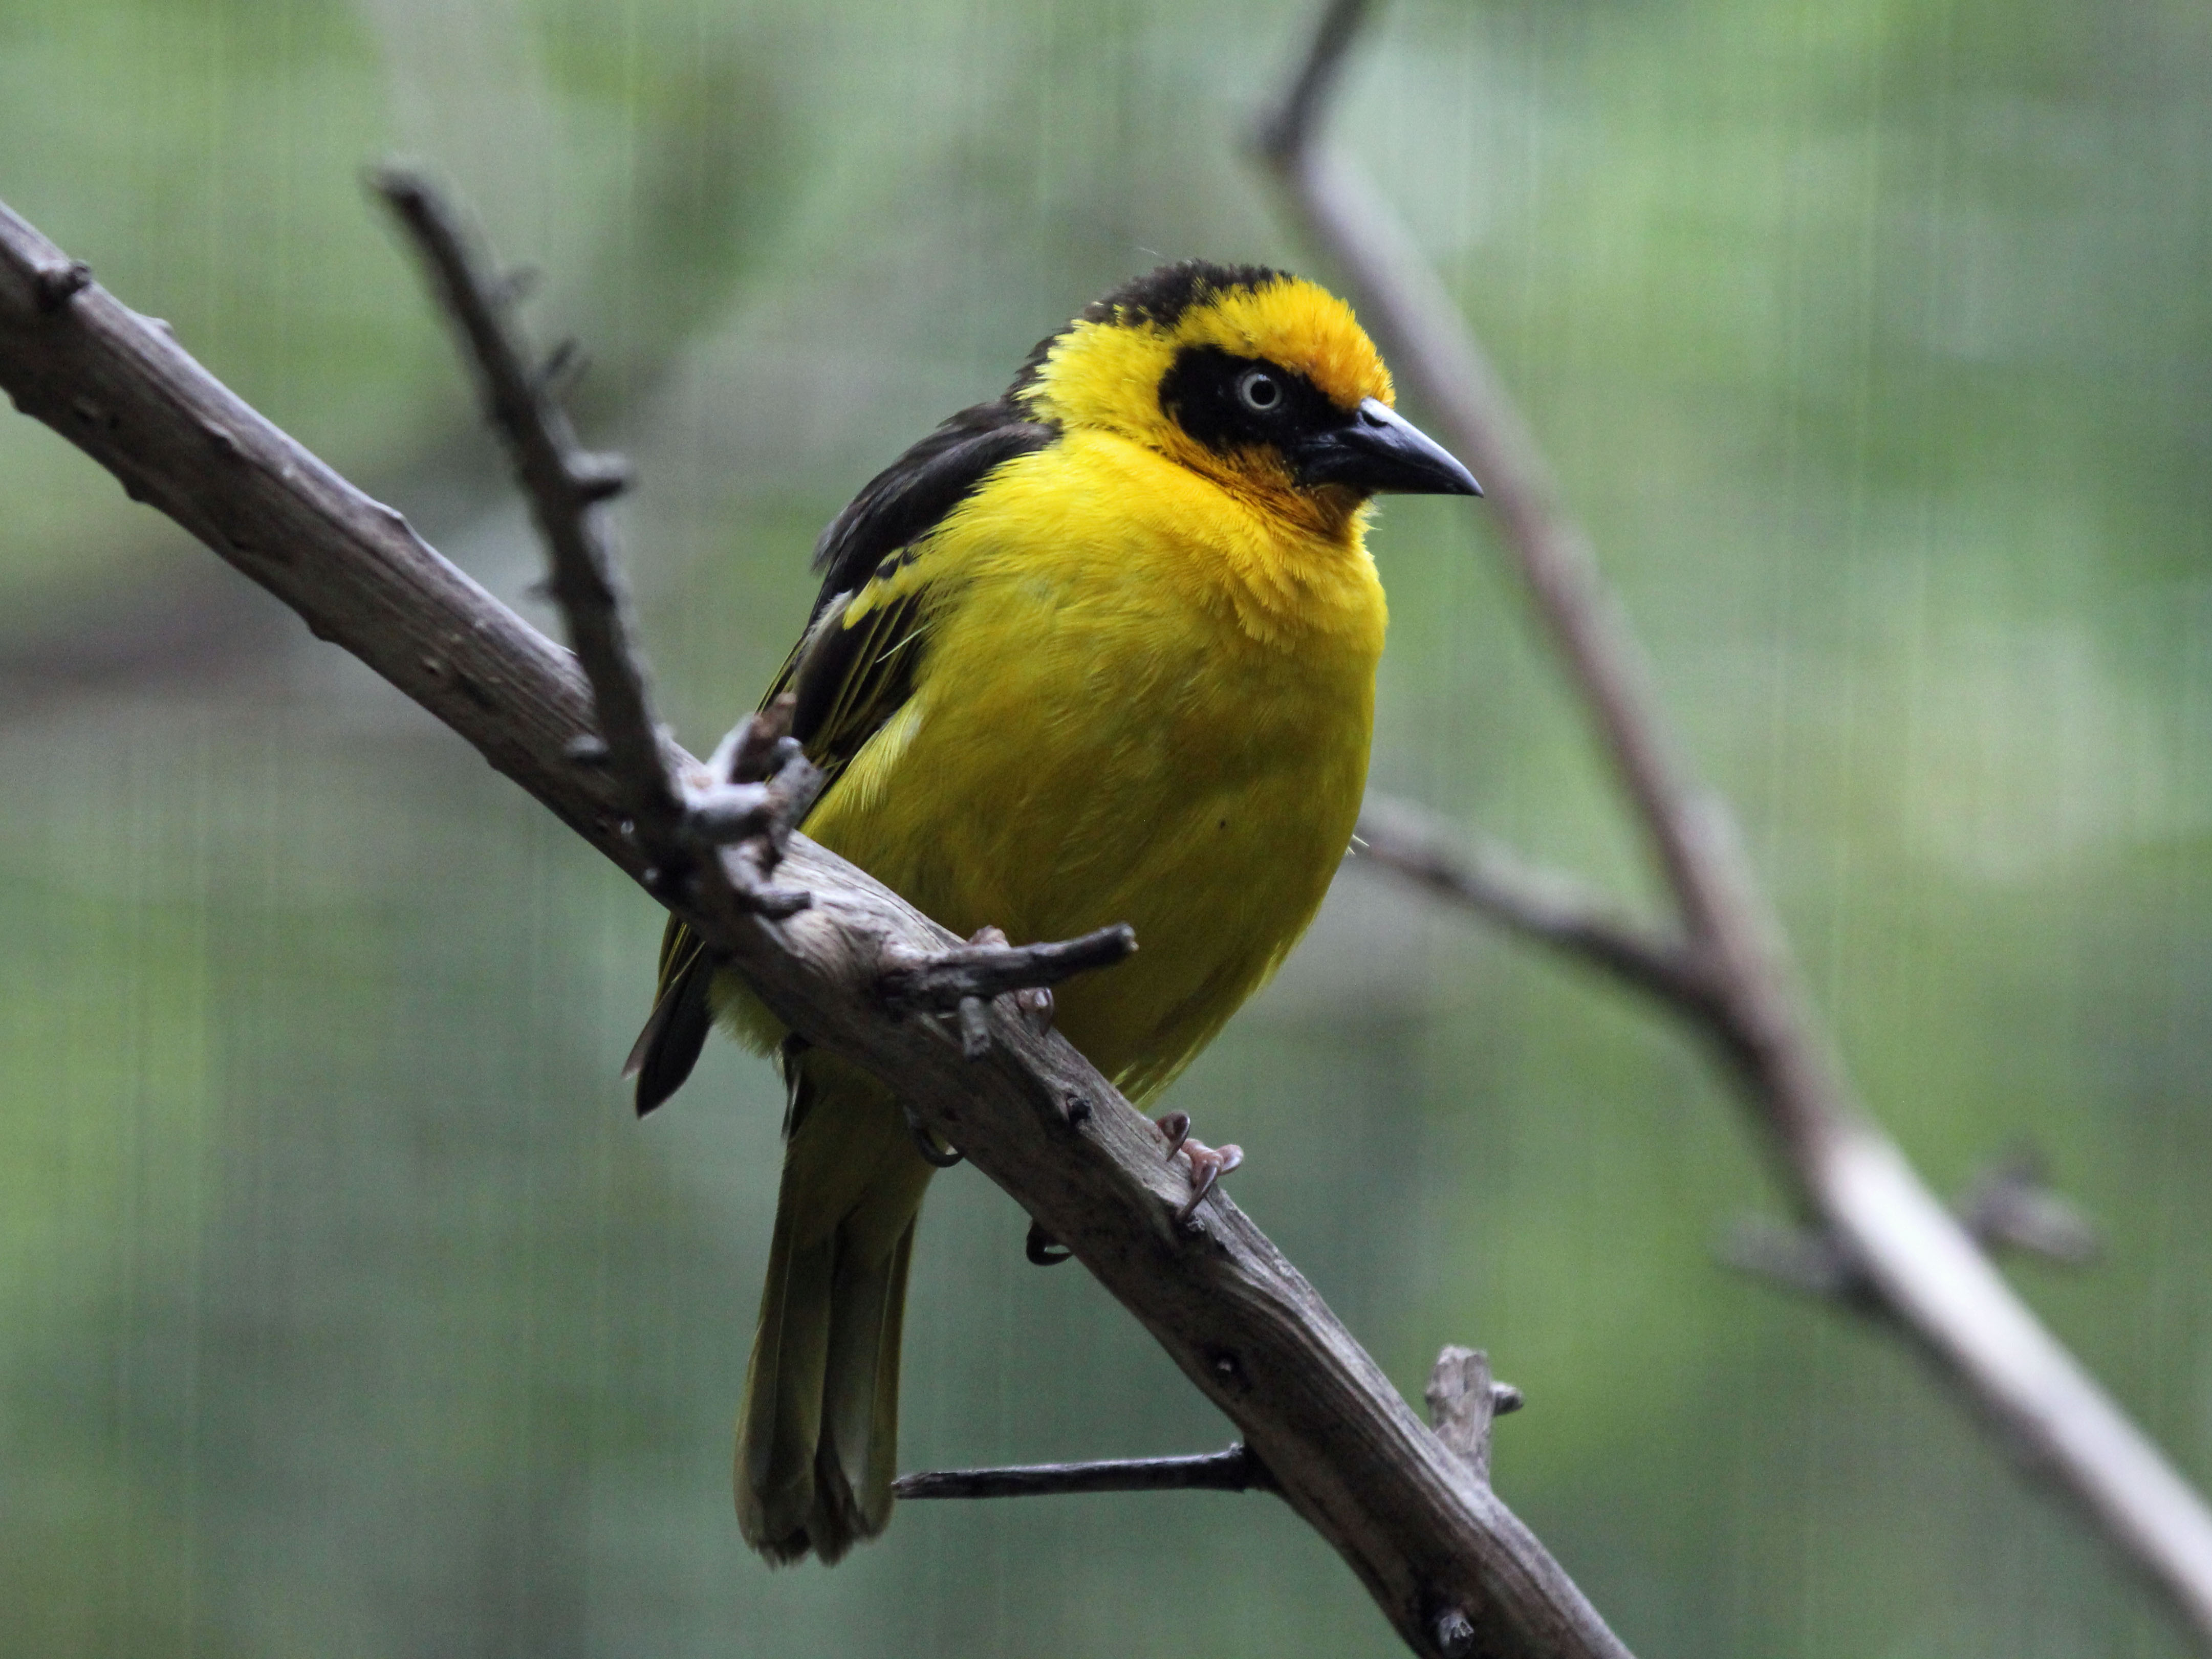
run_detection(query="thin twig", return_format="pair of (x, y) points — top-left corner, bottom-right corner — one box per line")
(1359, 808), (2104, 1270)
(1714, 1218), (1876, 1305)
(371, 168), (678, 850)
(1424, 1346), (1524, 1488)
(1956, 1148), (2102, 1267)
(372, 166), (817, 920)
(1422, 1346), (1527, 1658)
(0, 190), (1634, 1659)
(1725, 1151), (2102, 1301)
(879, 923), (1139, 1013)
(377, 176), (1139, 1092)
(1260, 3), (2212, 1644)
(894, 1443), (1273, 1500)
(1355, 795), (1710, 1014)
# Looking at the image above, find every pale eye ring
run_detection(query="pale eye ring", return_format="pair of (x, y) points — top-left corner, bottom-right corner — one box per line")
(1237, 368), (1283, 412)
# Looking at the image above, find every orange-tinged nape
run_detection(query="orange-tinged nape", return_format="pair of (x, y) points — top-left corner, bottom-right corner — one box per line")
(1015, 267), (1395, 535)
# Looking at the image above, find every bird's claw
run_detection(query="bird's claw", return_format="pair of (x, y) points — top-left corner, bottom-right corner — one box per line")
(951, 928), (1052, 1055)
(902, 1099), (965, 1168)
(1155, 1111), (1241, 1224)
(1014, 984), (1054, 1031)
(1025, 1218), (1073, 1265)
(1175, 1138), (1243, 1225)
(962, 933), (1009, 1049)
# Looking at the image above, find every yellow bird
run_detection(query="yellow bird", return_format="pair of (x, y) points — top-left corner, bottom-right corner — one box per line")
(628, 260), (1479, 1565)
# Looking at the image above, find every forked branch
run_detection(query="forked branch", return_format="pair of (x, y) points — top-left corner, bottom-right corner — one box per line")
(1260, 1), (2212, 1644)
(892, 1340), (1526, 1659)
(0, 181), (1631, 1659)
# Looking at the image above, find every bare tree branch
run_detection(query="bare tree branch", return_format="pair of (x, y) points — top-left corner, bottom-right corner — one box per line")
(891, 1340), (1529, 1652)
(1259, 1), (2212, 1644)
(1354, 795), (1710, 1015)
(1425, 1347), (1524, 1490)
(373, 173), (673, 829)
(1723, 1147), (2103, 1304)
(895, 1443), (1274, 1500)
(0, 190), (1634, 1658)
(880, 923), (1139, 1014)
(371, 166), (823, 920)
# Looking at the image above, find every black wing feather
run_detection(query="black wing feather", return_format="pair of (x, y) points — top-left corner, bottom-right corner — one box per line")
(808, 400), (1052, 604)
(625, 925), (715, 1117)
(630, 398), (1053, 1116)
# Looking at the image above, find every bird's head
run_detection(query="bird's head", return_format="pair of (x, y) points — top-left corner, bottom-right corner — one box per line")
(1011, 260), (1480, 532)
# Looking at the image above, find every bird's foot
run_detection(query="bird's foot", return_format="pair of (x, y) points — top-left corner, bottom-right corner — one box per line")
(1155, 1111), (1244, 1226)
(952, 928), (1048, 1049)
(1176, 1138), (1244, 1225)
(901, 1098), (964, 1168)
(1025, 1218), (1073, 1265)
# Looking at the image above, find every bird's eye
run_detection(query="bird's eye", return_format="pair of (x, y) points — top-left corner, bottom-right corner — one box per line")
(1237, 369), (1282, 413)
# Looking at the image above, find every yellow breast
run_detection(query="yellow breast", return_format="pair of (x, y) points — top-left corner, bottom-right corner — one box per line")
(797, 429), (1386, 1102)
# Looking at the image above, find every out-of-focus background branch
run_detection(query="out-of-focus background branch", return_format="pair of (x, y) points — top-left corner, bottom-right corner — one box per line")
(3, 2), (2209, 1657)
(1259, 1), (2212, 1638)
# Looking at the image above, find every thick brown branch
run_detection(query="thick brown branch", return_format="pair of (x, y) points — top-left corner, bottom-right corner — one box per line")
(1260, 6), (2212, 1645)
(894, 1443), (1273, 1500)
(0, 193), (1631, 1659)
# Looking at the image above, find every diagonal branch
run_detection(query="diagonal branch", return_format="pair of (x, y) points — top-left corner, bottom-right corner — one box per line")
(1354, 795), (1710, 1015)
(1260, 5), (1718, 941)
(0, 190), (1632, 1659)
(1259, 1), (2212, 1645)
(891, 1342), (1528, 1659)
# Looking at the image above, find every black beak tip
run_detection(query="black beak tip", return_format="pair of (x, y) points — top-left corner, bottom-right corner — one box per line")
(1405, 449), (1482, 499)
(1308, 398), (1485, 499)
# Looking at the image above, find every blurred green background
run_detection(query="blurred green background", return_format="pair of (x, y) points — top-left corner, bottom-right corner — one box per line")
(3, 0), (2209, 1654)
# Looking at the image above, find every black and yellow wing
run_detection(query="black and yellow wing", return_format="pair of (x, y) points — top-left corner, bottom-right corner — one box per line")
(626, 399), (1055, 1116)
